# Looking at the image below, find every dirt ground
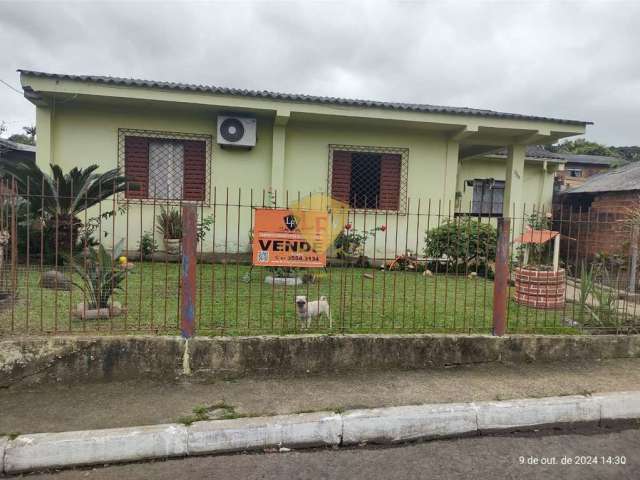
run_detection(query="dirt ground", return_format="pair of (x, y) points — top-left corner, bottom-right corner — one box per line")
(2, 358), (640, 435)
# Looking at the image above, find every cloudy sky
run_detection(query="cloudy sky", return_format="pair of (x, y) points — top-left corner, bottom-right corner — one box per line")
(1, 0), (638, 145)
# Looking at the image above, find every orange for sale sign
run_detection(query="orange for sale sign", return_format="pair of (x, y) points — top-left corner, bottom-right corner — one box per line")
(252, 208), (328, 268)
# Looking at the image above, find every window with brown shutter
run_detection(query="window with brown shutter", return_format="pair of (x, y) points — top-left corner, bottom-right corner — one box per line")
(119, 129), (211, 204)
(328, 145), (408, 212)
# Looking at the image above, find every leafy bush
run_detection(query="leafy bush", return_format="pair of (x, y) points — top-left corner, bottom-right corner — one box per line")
(268, 266), (298, 277)
(334, 229), (369, 258)
(138, 231), (158, 257)
(333, 224), (386, 259)
(423, 218), (497, 270)
(577, 263), (619, 328)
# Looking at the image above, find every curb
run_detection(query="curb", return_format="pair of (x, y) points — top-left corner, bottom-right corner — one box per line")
(2, 392), (640, 474)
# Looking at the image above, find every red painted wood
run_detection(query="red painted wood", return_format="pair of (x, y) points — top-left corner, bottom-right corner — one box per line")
(180, 205), (198, 338)
(492, 217), (510, 336)
(124, 136), (149, 198)
(331, 150), (352, 204)
(183, 140), (206, 201)
(379, 153), (401, 210)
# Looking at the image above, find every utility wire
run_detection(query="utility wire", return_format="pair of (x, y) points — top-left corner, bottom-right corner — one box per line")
(0, 79), (23, 96)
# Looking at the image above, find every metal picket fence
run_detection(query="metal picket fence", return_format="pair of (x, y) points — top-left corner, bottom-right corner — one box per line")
(0, 182), (638, 337)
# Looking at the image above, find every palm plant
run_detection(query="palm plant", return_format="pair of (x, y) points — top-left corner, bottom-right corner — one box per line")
(0, 159), (129, 259)
(69, 239), (128, 309)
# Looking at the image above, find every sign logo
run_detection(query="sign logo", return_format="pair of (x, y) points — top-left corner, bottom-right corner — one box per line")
(283, 214), (298, 231)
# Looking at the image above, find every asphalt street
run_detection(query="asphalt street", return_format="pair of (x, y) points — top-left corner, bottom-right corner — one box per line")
(19, 423), (640, 480)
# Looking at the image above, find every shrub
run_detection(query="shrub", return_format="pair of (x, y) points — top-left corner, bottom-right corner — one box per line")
(333, 225), (386, 259)
(138, 231), (158, 257)
(423, 218), (497, 271)
(334, 228), (369, 258)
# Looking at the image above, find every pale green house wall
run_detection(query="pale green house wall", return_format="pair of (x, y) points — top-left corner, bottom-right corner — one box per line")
(457, 157), (558, 216)
(45, 101), (461, 257)
(38, 98), (559, 259)
(48, 102), (273, 192)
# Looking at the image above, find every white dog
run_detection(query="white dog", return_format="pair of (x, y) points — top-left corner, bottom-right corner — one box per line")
(295, 295), (332, 329)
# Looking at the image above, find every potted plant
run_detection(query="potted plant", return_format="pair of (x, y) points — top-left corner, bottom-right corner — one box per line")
(514, 212), (565, 310)
(156, 207), (182, 254)
(69, 239), (129, 319)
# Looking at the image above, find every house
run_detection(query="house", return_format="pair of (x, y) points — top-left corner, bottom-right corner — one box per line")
(18, 69), (589, 255)
(556, 161), (640, 257)
(0, 138), (36, 164)
(554, 152), (621, 190)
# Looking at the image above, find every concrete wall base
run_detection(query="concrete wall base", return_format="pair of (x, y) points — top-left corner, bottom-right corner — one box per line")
(2, 334), (640, 387)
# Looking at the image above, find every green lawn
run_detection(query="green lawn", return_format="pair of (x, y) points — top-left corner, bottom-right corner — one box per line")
(0, 262), (580, 336)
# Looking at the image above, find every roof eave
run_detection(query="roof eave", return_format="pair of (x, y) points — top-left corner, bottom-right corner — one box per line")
(18, 69), (593, 128)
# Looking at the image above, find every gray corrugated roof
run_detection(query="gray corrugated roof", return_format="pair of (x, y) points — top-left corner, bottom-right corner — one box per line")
(0, 138), (36, 152)
(19, 69), (591, 126)
(490, 145), (566, 161)
(557, 152), (622, 166)
(563, 161), (640, 195)
(490, 146), (625, 166)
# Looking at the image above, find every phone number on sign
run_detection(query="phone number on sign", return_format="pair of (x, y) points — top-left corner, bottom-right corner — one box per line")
(519, 455), (627, 465)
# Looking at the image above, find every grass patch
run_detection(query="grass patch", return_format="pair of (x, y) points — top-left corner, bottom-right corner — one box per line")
(0, 263), (581, 336)
(178, 401), (245, 425)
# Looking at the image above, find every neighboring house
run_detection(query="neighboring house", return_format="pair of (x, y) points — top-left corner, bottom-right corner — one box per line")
(18, 70), (590, 255)
(554, 152), (621, 190)
(556, 161), (640, 257)
(0, 138), (36, 164)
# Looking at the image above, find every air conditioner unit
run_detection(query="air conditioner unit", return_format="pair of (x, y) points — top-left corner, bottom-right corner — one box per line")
(217, 115), (257, 148)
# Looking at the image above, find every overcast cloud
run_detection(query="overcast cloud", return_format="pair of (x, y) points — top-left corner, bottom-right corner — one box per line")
(1, 0), (638, 145)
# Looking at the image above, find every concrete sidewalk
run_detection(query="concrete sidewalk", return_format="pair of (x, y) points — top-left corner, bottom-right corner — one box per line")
(2, 358), (640, 435)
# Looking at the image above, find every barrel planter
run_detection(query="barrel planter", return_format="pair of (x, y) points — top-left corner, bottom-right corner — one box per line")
(514, 267), (565, 309)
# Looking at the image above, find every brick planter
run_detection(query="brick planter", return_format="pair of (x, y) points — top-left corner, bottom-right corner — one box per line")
(514, 267), (565, 310)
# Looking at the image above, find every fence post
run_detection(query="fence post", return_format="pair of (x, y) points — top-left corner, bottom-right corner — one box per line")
(630, 225), (639, 293)
(493, 217), (510, 336)
(181, 205), (197, 339)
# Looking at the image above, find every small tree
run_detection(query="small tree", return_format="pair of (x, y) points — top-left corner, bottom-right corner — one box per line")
(424, 218), (497, 271)
(0, 160), (128, 261)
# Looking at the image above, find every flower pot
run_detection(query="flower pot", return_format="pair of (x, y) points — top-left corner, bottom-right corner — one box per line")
(72, 301), (126, 319)
(264, 276), (303, 286)
(514, 266), (565, 309)
(164, 238), (181, 255)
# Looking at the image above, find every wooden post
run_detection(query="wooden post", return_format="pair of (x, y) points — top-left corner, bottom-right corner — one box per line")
(552, 233), (561, 273)
(493, 217), (510, 336)
(630, 225), (639, 293)
(180, 205), (197, 339)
